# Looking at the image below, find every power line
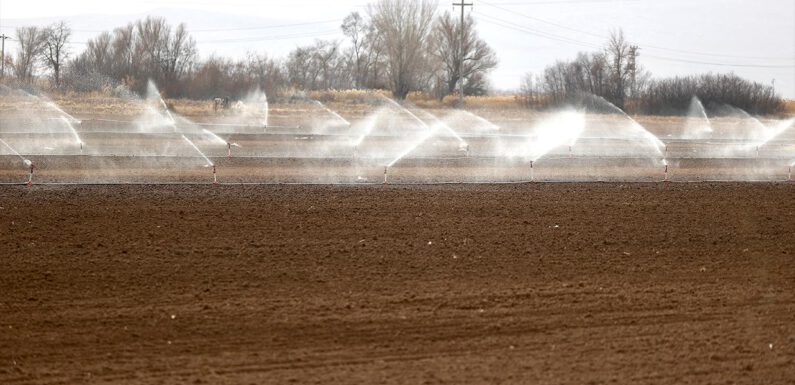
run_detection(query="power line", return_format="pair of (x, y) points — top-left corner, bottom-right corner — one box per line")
(476, 12), (795, 69)
(476, 13), (602, 49)
(643, 55), (795, 69)
(479, 0), (795, 62)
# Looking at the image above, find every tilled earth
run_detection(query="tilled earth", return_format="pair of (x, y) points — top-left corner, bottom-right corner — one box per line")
(1, 183), (794, 384)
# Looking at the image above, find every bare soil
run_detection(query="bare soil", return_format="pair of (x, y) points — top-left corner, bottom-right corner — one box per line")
(1, 183), (794, 384)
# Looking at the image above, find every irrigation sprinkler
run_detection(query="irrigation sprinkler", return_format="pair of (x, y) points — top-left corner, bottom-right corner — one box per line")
(212, 165), (218, 185)
(465, 144), (470, 158)
(383, 166), (389, 185)
(756, 146), (760, 158)
(569, 145), (573, 158)
(664, 145), (668, 158)
(664, 164), (669, 182)
(530, 160), (536, 183)
(227, 142), (232, 158)
(789, 166), (792, 182)
(353, 145), (358, 159)
(26, 162), (35, 186)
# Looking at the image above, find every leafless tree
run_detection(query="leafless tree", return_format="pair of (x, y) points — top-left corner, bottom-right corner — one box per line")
(342, 12), (368, 89)
(605, 29), (638, 109)
(41, 21), (71, 88)
(73, 17), (196, 95)
(368, 0), (437, 99)
(429, 12), (497, 100)
(13, 26), (46, 82)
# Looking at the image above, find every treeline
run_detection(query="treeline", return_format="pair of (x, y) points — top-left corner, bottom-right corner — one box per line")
(1, 0), (783, 115)
(2, 0), (497, 101)
(518, 31), (783, 115)
(638, 73), (782, 115)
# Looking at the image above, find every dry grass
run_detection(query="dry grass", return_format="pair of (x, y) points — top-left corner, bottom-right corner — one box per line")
(782, 99), (795, 116)
(2, 87), (792, 122)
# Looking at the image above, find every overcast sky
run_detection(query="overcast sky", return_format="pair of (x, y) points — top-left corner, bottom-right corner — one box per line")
(1, 0), (793, 98)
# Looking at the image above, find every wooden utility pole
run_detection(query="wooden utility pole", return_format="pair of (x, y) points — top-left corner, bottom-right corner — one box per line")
(453, 1), (472, 108)
(0, 34), (10, 79)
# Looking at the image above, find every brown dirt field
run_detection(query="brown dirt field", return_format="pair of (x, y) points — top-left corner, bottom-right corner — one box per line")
(1, 183), (794, 384)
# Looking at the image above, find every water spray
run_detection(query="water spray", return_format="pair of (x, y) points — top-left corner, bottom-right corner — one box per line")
(383, 166), (389, 184)
(180, 135), (215, 169)
(60, 116), (84, 151)
(0, 138), (28, 164)
(314, 100), (351, 127)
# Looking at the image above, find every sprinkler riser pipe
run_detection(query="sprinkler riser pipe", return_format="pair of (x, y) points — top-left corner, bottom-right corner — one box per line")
(664, 165), (669, 182)
(383, 166), (388, 185)
(27, 163), (35, 186)
(530, 160), (536, 183)
(212, 165), (218, 185)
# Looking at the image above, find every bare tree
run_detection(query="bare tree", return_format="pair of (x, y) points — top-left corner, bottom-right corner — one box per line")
(369, 0), (437, 99)
(41, 21), (71, 88)
(160, 23), (197, 94)
(13, 26), (46, 82)
(430, 12), (497, 100)
(342, 12), (367, 88)
(606, 29), (633, 109)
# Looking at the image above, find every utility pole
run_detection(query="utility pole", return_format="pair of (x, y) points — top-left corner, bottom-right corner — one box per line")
(453, 0), (473, 108)
(0, 34), (10, 80)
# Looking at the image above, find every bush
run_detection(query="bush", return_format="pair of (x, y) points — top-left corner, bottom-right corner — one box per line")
(638, 73), (782, 116)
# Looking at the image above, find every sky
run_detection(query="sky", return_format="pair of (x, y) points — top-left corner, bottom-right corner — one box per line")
(1, 0), (794, 98)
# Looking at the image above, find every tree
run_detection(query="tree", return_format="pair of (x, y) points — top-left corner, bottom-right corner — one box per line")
(368, 0), (437, 99)
(13, 26), (45, 82)
(287, 40), (347, 90)
(41, 21), (71, 88)
(342, 12), (368, 89)
(73, 17), (196, 96)
(605, 29), (637, 109)
(430, 12), (497, 100)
